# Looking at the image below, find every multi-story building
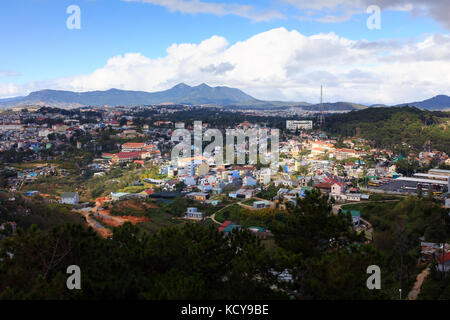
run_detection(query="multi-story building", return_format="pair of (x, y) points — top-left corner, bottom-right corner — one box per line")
(111, 152), (142, 164)
(121, 142), (146, 152)
(185, 207), (205, 220)
(286, 120), (313, 131)
(259, 168), (272, 185)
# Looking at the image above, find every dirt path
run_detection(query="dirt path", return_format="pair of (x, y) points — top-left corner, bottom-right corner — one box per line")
(75, 198), (154, 238)
(332, 199), (399, 215)
(332, 200), (400, 235)
(209, 198), (276, 225)
(332, 203), (373, 233)
(408, 266), (430, 300)
(238, 202), (256, 210)
(95, 210), (149, 227)
(76, 204), (112, 239)
(208, 203), (237, 225)
(334, 199), (431, 300)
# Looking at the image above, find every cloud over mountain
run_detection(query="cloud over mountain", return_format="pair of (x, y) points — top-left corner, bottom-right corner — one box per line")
(1, 28), (449, 105)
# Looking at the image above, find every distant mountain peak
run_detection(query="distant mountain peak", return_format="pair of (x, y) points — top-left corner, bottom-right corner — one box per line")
(195, 83), (211, 88)
(398, 94), (450, 110)
(1, 83), (258, 107)
(173, 83), (190, 88)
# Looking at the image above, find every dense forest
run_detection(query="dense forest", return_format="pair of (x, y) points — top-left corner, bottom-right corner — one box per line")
(0, 193), (84, 231)
(0, 190), (389, 300)
(325, 107), (450, 154)
(343, 197), (450, 298)
(3, 190), (448, 300)
(134, 107), (298, 132)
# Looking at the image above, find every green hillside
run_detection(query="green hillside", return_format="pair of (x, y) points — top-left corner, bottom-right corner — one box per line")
(325, 106), (450, 154)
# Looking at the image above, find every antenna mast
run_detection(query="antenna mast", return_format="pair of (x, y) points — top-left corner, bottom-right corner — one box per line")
(318, 85), (325, 129)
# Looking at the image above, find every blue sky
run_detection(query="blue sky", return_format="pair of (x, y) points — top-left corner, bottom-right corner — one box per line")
(0, 0), (449, 104)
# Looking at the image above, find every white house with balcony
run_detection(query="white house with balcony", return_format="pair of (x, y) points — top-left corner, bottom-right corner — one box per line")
(185, 207), (205, 220)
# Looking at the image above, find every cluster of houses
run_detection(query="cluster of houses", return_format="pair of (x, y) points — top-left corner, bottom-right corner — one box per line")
(101, 142), (161, 164)
(421, 240), (450, 272)
(0, 109), (107, 157)
(3, 107), (450, 277)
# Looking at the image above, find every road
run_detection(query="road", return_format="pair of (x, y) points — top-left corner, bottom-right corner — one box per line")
(208, 202), (236, 225)
(209, 197), (276, 225)
(332, 199), (400, 214)
(75, 202), (112, 239)
(334, 199), (432, 299)
(408, 266), (430, 300)
(332, 200), (400, 242)
(332, 202), (374, 238)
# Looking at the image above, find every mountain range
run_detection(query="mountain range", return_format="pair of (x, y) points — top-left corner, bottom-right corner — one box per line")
(0, 83), (448, 111)
(0, 83), (258, 108)
(395, 95), (450, 110)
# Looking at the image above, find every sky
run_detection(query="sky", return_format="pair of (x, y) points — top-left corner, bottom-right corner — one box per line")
(0, 0), (449, 105)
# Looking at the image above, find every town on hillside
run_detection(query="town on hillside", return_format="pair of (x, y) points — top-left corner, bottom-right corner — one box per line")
(0, 104), (449, 300)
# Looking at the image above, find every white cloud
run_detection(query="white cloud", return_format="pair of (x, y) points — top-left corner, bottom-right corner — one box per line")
(284, 0), (450, 28)
(0, 70), (21, 78)
(1, 28), (449, 105)
(123, 0), (284, 22)
(283, 0), (361, 11)
(0, 83), (23, 98)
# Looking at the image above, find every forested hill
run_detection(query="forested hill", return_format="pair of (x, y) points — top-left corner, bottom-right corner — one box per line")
(325, 106), (450, 154)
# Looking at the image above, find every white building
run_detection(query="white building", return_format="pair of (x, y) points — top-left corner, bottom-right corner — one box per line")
(445, 198), (450, 209)
(185, 207), (205, 220)
(61, 192), (79, 205)
(110, 192), (130, 201)
(0, 124), (23, 132)
(346, 193), (362, 202)
(93, 172), (106, 177)
(175, 122), (185, 129)
(286, 120), (313, 131)
(38, 129), (53, 137)
(253, 200), (271, 209)
(331, 182), (346, 195)
(259, 168), (272, 185)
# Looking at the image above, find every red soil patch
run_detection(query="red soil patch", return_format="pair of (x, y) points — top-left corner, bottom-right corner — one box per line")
(114, 199), (159, 211)
(95, 197), (110, 207)
(97, 207), (150, 227)
(117, 215), (150, 224)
